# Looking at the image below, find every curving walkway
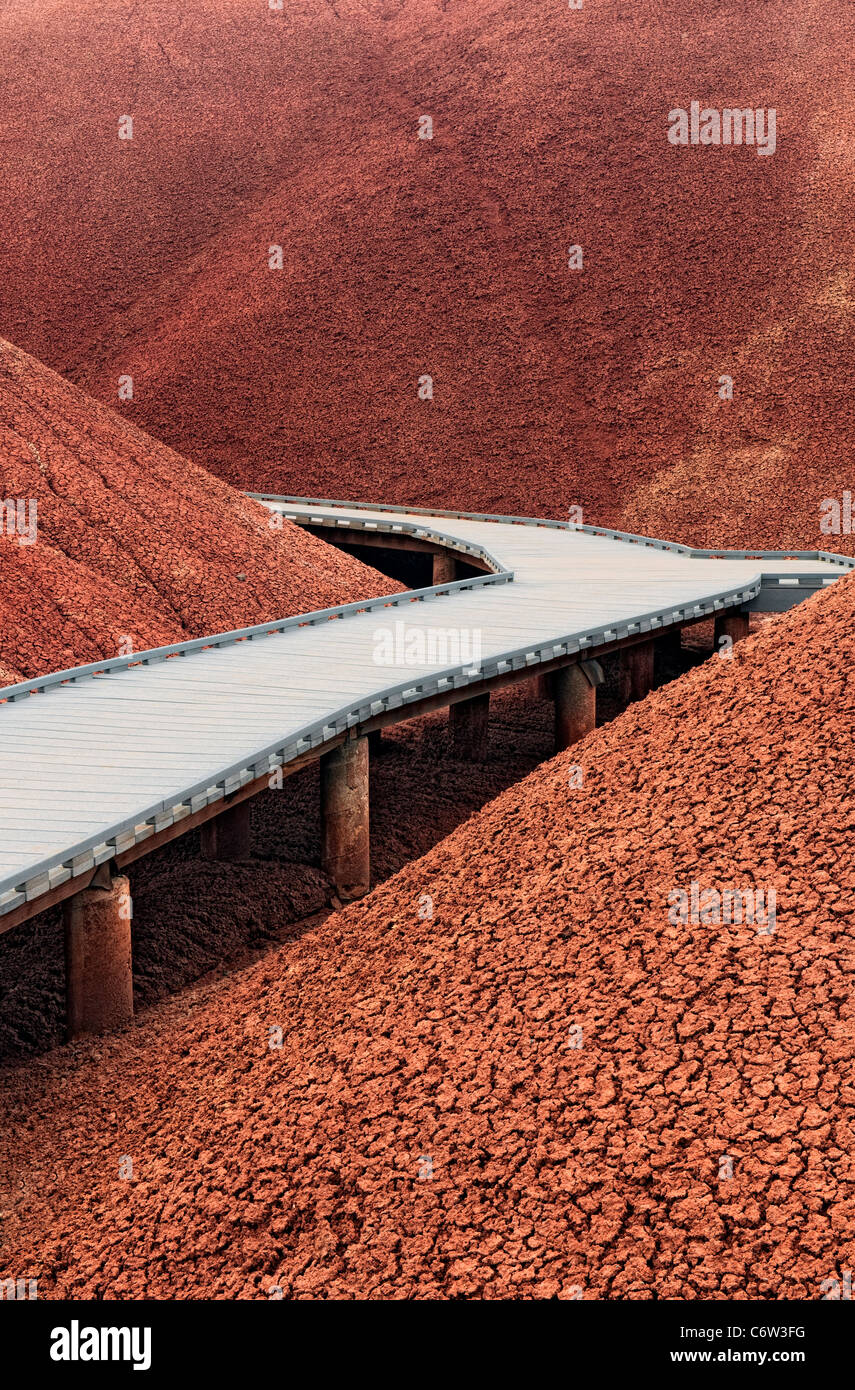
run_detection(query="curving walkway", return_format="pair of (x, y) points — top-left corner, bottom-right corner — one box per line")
(0, 497), (850, 928)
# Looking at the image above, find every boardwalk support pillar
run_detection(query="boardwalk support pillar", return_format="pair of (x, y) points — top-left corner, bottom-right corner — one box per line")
(714, 610), (750, 652)
(620, 640), (655, 704)
(64, 865), (133, 1040)
(432, 551), (458, 586)
(553, 660), (602, 751)
(321, 735), (370, 901)
(201, 801), (251, 860)
(451, 692), (490, 760)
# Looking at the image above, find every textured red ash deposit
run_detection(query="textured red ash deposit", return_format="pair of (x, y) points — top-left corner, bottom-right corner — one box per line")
(1, 1), (854, 548)
(0, 338), (400, 682)
(1, 0), (853, 1303)
(1, 581), (853, 1299)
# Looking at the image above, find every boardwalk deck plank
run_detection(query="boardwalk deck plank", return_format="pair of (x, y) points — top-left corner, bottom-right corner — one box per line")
(0, 497), (849, 914)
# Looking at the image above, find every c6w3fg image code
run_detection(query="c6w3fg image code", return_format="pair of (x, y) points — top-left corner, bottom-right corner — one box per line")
(8, 1300), (850, 1382)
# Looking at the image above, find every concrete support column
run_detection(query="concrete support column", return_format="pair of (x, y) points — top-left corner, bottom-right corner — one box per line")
(620, 640), (655, 704)
(201, 800), (251, 860)
(321, 736), (370, 900)
(451, 692), (490, 760)
(64, 866), (133, 1039)
(554, 661), (600, 751)
(432, 551), (458, 586)
(714, 611), (750, 651)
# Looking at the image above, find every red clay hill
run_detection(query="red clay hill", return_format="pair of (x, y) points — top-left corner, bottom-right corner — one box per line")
(2, 571), (853, 1298)
(0, 337), (398, 683)
(0, 0), (853, 548)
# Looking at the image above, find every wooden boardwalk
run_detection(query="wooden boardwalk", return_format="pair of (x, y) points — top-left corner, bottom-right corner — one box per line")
(1, 497), (850, 927)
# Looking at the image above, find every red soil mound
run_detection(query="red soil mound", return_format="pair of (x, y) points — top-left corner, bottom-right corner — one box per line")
(0, 1), (853, 549)
(2, 581), (853, 1299)
(0, 338), (399, 681)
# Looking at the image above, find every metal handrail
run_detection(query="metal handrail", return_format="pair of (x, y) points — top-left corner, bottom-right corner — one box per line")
(0, 570), (761, 912)
(252, 493), (855, 569)
(0, 518), (511, 705)
(0, 497), (849, 915)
